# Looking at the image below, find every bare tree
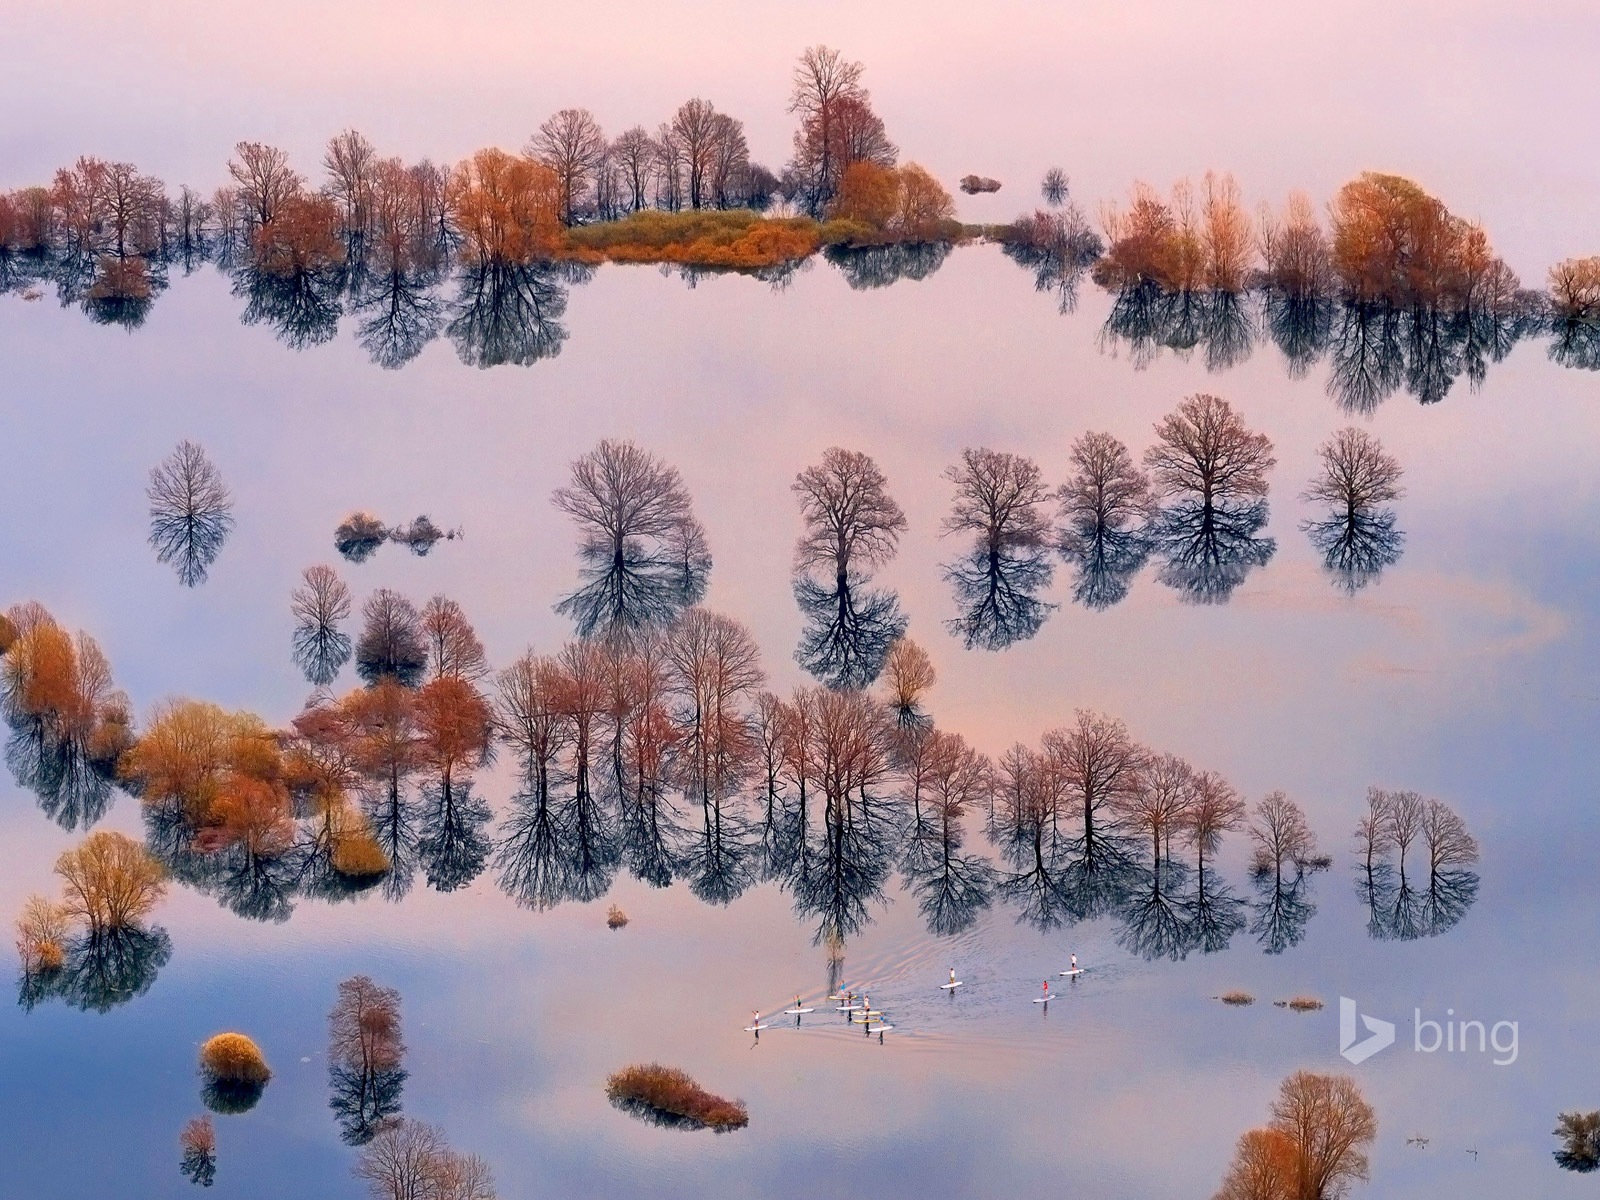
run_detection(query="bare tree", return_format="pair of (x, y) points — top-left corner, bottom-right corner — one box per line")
(1145, 394), (1277, 603)
(1268, 1071), (1377, 1200)
(324, 129), (378, 241)
(420, 596), (487, 682)
(1248, 791), (1319, 885)
(611, 127), (656, 213)
(329, 974), (406, 1144)
(880, 636), (935, 730)
(1420, 797), (1478, 881)
(227, 141), (302, 228)
(786, 46), (865, 213)
(54, 830), (167, 936)
(1042, 709), (1146, 867)
(1183, 768), (1246, 878)
(354, 1119), (494, 1200)
(1057, 430), (1154, 608)
(286, 567), (351, 689)
(1213, 1127), (1300, 1200)
(665, 608), (765, 816)
(530, 108), (605, 225)
(1117, 751), (1194, 869)
(793, 447), (906, 581)
(1385, 789), (1425, 884)
(552, 439), (707, 636)
(147, 440), (234, 586)
(792, 448), (908, 687)
(941, 448), (1057, 649)
(668, 99), (723, 211)
(1300, 427), (1405, 592)
(1147, 393), (1276, 508)
(356, 590), (427, 688)
(1352, 786), (1394, 876)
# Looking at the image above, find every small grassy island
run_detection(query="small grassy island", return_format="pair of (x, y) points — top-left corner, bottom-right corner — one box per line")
(606, 1064), (749, 1132)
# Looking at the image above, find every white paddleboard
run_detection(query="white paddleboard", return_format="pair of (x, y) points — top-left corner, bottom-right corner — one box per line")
(744, 1023), (773, 1032)
(1033, 996), (1055, 1003)
(866, 1023), (894, 1032)
(784, 1007), (815, 1015)
(836, 1004), (861, 1012)
(940, 981), (963, 990)
(1058, 968), (1085, 977)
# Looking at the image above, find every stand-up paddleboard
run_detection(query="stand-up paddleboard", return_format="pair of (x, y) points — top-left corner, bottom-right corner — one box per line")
(940, 981), (963, 990)
(865, 1023), (894, 1032)
(744, 1022), (773, 1032)
(1058, 968), (1085, 977)
(784, 1007), (815, 1015)
(836, 1003), (861, 1012)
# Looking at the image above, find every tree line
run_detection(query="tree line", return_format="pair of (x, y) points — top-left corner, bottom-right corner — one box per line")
(0, 45), (966, 357)
(8, 580), (1479, 1002)
(1002, 169), (1600, 408)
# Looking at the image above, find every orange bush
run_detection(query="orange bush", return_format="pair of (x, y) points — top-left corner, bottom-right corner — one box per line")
(606, 1063), (748, 1131)
(200, 1033), (271, 1085)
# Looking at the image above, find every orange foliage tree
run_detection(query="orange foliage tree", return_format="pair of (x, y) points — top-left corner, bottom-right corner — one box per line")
(448, 149), (561, 265)
(1328, 172), (1517, 309)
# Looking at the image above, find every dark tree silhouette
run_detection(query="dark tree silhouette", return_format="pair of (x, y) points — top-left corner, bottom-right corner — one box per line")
(1300, 426), (1405, 593)
(791, 447), (907, 688)
(447, 260), (569, 368)
(147, 441), (234, 586)
(291, 565), (353, 686)
(940, 448), (1057, 650)
(553, 439), (709, 637)
(335, 512), (389, 563)
(1144, 393), (1277, 603)
(1057, 431), (1153, 609)
(356, 590), (427, 688)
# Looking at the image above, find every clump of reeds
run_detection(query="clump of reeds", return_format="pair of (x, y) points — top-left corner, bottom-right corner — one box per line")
(200, 1033), (271, 1085)
(606, 1064), (749, 1132)
(1219, 991), (1256, 1006)
(1279, 996), (1325, 1012)
(199, 1033), (272, 1113)
(606, 904), (629, 930)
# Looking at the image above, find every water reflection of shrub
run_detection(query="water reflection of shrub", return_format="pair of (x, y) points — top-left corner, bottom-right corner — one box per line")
(199, 1033), (272, 1114)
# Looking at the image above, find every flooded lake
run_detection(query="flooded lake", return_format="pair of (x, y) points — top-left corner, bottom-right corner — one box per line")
(3, 7), (1599, 1197)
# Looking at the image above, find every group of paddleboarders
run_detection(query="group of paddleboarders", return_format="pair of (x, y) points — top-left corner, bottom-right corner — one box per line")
(751, 953), (1084, 1031)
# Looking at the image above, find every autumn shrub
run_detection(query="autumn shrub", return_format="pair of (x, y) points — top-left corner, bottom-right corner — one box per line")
(1220, 991), (1255, 1006)
(827, 162), (959, 244)
(329, 804), (391, 878)
(200, 1033), (272, 1085)
(1285, 996), (1324, 1012)
(14, 894), (68, 973)
(563, 209), (821, 270)
(606, 904), (629, 930)
(606, 1063), (748, 1131)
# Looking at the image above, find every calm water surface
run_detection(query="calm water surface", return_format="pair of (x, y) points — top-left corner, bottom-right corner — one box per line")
(4, 5), (1600, 1192)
